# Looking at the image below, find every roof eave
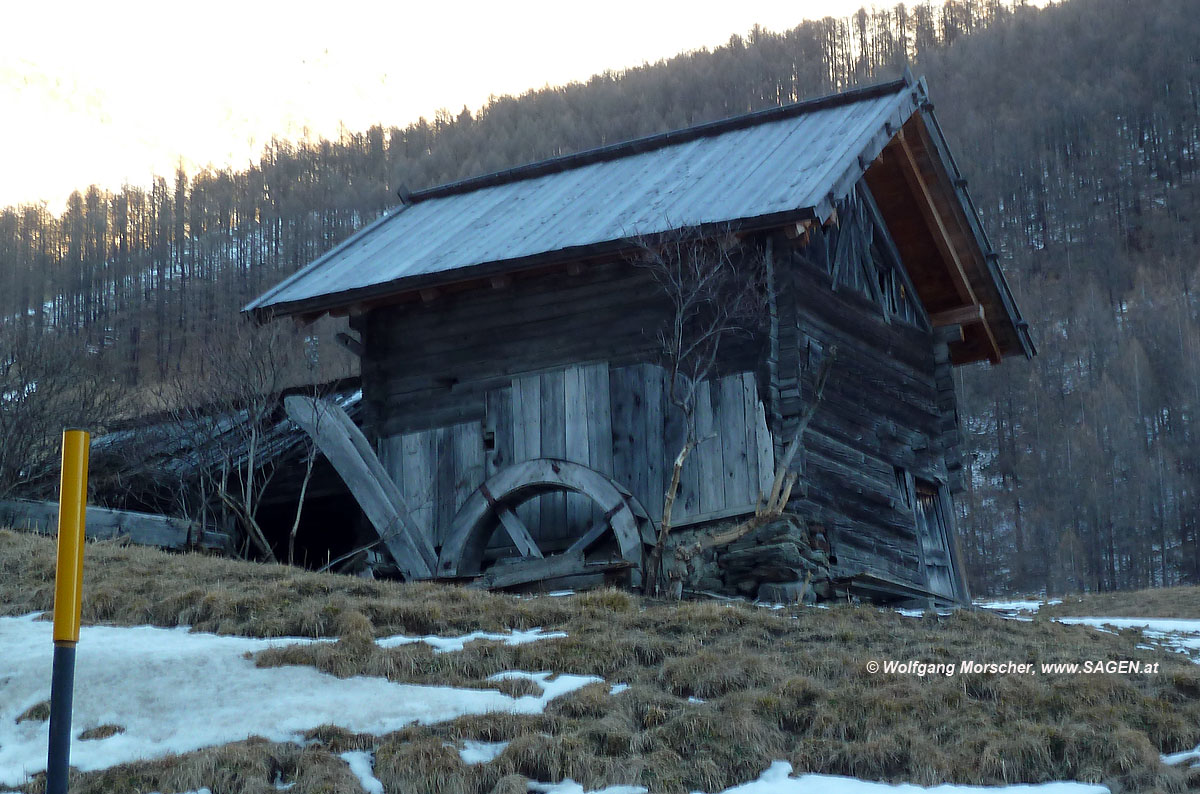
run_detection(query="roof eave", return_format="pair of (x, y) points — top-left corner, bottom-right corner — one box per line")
(242, 202), (413, 319)
(250, 206), (822, 321)
(913, 85), (1035, 361)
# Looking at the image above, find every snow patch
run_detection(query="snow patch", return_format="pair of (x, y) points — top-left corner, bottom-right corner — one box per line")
(375, 627), (566, 652)
(0, 615), (595, 787)
(697, 760), (1108, 793)
(974, 598), (1063, 613)
(528, 781), (647, 794)
(340, 751), (384, 794)
(488, 670), (604, 702)
(1053, 617), (1200, 659)
(455, 740), (509, 764)
(609, 683), (630, 695)
(1162, 744), (1200, 768)
(528, 762), (1109, 794)
(974, 599), (1051, 612)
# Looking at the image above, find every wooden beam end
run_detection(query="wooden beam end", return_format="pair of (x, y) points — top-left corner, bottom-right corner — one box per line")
(930, 304), (985, 328)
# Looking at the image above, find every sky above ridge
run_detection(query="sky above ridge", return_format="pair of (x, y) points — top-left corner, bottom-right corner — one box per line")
(0, 0), (1047, 211)
(0, 1), (900, 209)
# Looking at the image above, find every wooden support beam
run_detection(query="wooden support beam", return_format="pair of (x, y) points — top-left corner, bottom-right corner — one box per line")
(496, 505), (543, 558)
(565, 502), (624, 556)
(930, 305), (1002, 363)
(892, 132), (977, 307)
(334, 332), (365, 358)
(977, 318), (1004, 365)
(473, 551), (588, 589)
(0, 500), (230, 552)
(284, 396), (436, 579)
(784, 219), (814, 243)
(858, 181), (932, 330)
(566, 515), (611, 556)
(566, 262), (585, 276)
(489, 274), (513, 290)
(930, 304), (984, 328)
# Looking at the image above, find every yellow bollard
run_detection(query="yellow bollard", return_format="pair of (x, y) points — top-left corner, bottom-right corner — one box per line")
(47, 428), (89, 794)
(53, 429), (89, 644)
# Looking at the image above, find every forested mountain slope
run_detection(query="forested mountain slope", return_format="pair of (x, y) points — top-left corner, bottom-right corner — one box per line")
(0, 0), (1196, 594)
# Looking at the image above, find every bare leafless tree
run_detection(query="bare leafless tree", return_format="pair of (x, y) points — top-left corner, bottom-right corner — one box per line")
(153, 318), (321, 561)
(632, 228), (767, 596)
(0, 324), (122, 500)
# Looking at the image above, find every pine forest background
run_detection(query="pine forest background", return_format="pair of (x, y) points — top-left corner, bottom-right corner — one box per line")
(1, 0), (1197, 596)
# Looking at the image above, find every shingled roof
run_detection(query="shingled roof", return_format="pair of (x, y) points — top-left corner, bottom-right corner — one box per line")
(246, 74), (1033, 363)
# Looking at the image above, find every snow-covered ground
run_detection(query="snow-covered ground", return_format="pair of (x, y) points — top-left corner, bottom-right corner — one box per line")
(0, 614), (596, 788)
(1051, 617), (1200, 657)
(375, 626), (566, 652)
(525, 762), (1108, 794)
(972, 598), (1200, 660)
(973, 599), (1062, 612)
(1, 610), (1192, 794)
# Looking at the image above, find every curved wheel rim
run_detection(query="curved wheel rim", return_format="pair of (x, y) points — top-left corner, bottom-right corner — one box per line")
(437, 458), (644, 577)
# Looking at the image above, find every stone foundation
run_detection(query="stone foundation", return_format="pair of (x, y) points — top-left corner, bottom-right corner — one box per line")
(662, 514), (835, 603)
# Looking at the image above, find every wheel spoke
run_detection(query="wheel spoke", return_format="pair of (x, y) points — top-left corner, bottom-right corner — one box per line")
(496, 504), (544, 558)
(566, 515), (612, 556)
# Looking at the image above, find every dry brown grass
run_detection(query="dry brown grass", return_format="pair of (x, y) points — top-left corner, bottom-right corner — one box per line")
(77, 724), (125, 741)
(1040, 586), (1200, 619)
(3, 528), (1200, 793)
(15, 701), (49, 723)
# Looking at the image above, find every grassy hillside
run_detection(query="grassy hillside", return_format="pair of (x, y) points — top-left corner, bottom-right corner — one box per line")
(2, 530), (1199, 794)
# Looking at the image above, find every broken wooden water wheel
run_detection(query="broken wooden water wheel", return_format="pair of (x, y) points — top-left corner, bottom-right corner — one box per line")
(437, 458), (653, 589)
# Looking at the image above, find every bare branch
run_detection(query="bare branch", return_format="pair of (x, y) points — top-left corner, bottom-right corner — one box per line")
(629, 226), (768, 596)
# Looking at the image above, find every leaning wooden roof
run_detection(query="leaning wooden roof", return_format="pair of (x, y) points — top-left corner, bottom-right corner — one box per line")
(246, 74), (1033, 363)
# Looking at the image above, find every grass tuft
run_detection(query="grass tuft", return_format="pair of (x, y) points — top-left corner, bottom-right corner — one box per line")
(78, 724), (125, 741)
(16, 700), (50, 723)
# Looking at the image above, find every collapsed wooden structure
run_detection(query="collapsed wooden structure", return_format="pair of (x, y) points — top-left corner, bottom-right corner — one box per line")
(0, 499), (232, 552)
(74, 386), (370, 564)
(247, 73), (1034, 603)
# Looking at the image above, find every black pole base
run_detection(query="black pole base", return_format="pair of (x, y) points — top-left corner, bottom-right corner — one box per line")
(47, 642), (76, 794)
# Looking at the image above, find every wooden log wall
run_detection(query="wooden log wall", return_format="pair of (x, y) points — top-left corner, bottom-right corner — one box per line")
(358, 227), (964, 598)
(778, 222), (962, 593)
(356, 263), (741, 436)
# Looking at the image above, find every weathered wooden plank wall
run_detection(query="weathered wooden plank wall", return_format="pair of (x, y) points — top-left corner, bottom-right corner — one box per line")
(377, 421), (484, 546)
(376, 361), (772, 548)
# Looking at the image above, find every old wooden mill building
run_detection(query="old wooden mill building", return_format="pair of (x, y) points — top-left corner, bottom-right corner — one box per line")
(247, 74), (1034, 604)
